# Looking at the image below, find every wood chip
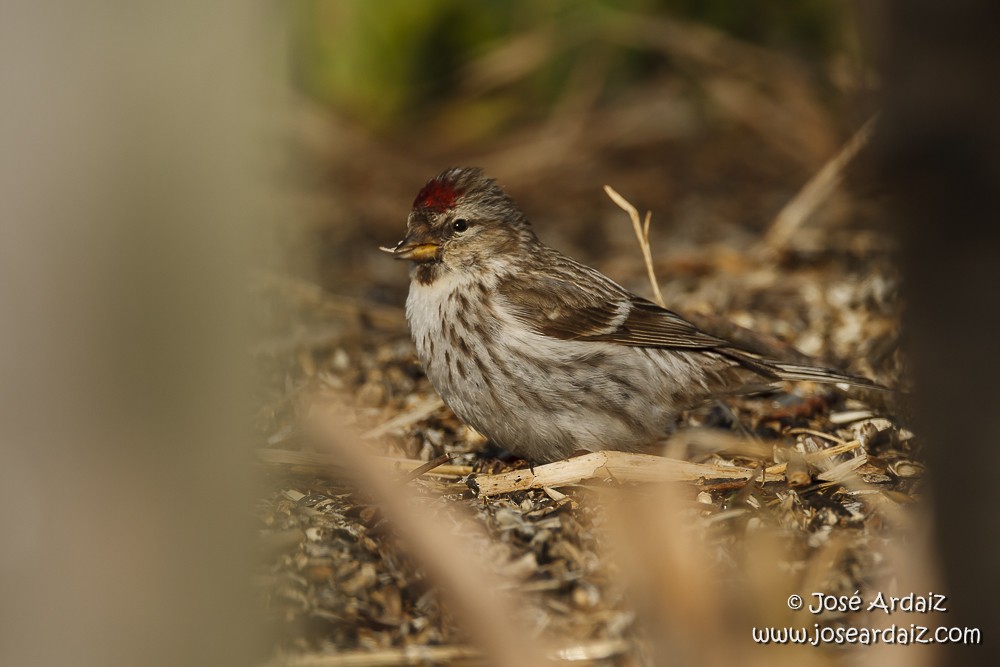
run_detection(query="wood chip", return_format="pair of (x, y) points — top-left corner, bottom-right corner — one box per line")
(467, 451), (781, 496)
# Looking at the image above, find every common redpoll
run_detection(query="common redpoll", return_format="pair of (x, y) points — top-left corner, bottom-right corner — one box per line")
(386, 167), (877, 462)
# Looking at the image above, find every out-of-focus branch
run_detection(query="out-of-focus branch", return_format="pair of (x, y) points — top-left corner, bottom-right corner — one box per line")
(759, 115), (878, 254)
(302, 403), (549, 667)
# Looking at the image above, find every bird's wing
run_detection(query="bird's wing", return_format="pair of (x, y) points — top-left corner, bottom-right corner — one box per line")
(585, 298), (733, 349)
(496, 269), (728, 350)
(496, 261), (883, 389)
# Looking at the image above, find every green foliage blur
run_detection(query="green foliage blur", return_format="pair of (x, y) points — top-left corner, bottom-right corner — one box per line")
(291, 0), (847, 136)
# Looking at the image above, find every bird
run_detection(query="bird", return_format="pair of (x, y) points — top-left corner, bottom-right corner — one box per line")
(384, 167), (879, 463)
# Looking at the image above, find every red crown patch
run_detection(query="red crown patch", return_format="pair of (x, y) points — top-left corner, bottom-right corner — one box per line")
(413, 179), (462, 212)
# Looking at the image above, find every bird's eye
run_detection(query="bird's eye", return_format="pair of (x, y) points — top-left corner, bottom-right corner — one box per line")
(451, 219), (469, 233)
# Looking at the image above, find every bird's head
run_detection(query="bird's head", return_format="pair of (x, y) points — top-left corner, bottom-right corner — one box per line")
(383, 168), (536, 281)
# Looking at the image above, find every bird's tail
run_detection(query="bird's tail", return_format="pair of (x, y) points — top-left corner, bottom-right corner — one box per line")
(723, 348), (887, 390)
(766, 360), (883, 389)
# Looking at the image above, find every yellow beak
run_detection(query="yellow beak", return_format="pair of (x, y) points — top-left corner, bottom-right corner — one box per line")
(381, 230), (441, 263)
(392, 242), (440, 262)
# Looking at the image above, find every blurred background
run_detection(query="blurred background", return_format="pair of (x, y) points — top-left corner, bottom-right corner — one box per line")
(280, 0), (883, 305)
(4, 1), (999, 666)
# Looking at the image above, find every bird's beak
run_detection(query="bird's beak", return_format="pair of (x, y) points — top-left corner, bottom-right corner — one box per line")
(379, 231), (441, 263)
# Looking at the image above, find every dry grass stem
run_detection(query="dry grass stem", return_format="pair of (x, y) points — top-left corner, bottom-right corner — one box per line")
(266, 645), (480, 667)
(470, 451), (782, 496)
(760, 115), (878, 252)
(267, 637), (631, 667)
(303, 404), (549, 667)
(787, 428), (852, 446)
(806, 440), (862, 460)
(398, 453), (453, 483)
(817, 455), (868, 483)
(362, 396), (445, 439)
(260, 435), (866, 497)
(603, 185), (665, 307)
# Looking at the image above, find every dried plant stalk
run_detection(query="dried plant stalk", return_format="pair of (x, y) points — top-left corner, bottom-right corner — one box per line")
(362, 396), (445, 439)
(604, 185), (666, 307)
(268, 637), (631, 666)
(469, 451), (781, 496)
(302, 404), (549, 667)
(267, 644), (479, 667)
(760, 115), (878, 252)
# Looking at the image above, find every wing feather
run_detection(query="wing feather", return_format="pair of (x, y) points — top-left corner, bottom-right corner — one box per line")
(587, 299), (730, 349)
(497, 269), (727, 350)
(495, 255), (882, 390)
(497, 271), (630, 339)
